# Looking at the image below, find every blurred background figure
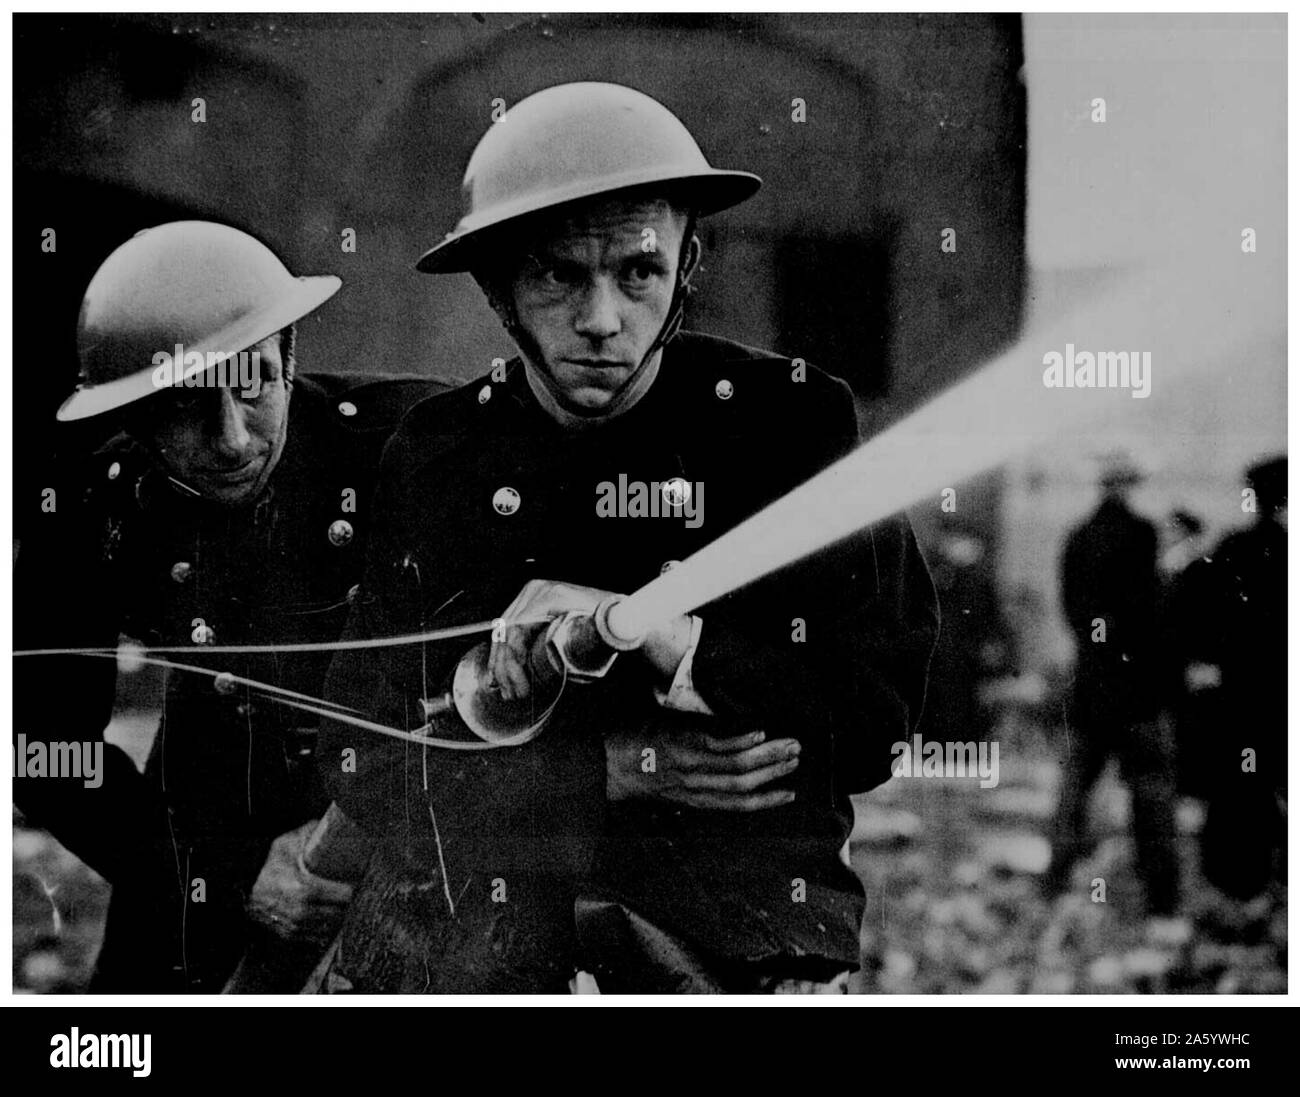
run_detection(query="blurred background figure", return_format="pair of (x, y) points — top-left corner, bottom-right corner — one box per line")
(1044, 451), (1178, 916)
(1196, 456), (1286, 901)
(1160, 509), (1209, 580)
(1158, 508), (1219, 800)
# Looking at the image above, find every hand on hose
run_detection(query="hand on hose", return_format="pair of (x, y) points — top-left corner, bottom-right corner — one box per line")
(606, 717), (801, 812)
(488, 578), (618, 701)
(246, 819), (355, 945)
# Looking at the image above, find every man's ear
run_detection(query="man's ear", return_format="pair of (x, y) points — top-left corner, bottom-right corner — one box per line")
(475, 269), (529, 347)
(477, 275), (514, 325)
(680, 232), (703, 288)
(280, 325), (297, 389)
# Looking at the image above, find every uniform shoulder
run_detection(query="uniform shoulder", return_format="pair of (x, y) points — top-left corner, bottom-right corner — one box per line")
(295, 372), (455, 436)
(671, 330), (852, 402)
(1211, 526), (1258, 560)
(379, 370), (507, 472)
(667, 331), (856, 435)
(31, 433), (152, 536)
(85, 433), (151, 499)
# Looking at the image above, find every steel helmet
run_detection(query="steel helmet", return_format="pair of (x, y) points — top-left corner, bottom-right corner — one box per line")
(416, 81), (761, 274)
(62, 220), (341, 421)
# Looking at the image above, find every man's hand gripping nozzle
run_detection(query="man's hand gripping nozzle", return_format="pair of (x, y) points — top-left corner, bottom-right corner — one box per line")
(423, 595), (646, 745)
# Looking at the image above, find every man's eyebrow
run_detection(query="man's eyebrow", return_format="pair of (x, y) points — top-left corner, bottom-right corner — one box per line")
(522, 245), (575, 265)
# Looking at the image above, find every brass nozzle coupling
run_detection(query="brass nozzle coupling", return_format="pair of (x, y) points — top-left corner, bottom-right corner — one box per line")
(545, 595), (644, 682)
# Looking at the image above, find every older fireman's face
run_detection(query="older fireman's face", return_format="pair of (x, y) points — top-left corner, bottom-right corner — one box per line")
(510, 199), (685, 412)
(142, 335), (290, 505)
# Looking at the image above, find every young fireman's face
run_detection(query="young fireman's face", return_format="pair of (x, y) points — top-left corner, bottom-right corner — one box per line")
(509, 198), (689, 413)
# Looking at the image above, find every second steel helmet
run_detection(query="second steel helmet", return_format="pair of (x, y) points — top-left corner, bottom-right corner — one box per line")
(62, 221), (341, 421)
(416, 82), (761, 274)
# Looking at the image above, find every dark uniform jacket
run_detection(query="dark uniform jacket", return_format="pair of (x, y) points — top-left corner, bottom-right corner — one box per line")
(321, 332), (938, 991)
(13, 373), (446, 991)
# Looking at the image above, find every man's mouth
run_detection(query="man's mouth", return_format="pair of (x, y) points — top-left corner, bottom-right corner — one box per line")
(562, 359), (630, 383)
(202, 457), (263, 482)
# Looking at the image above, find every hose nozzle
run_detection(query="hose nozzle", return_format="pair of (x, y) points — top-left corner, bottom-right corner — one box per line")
(547, 595), (645, 681)
(426, 595), (643, 745)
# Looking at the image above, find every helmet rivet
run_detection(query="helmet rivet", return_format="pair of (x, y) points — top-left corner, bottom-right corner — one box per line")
(715, 378), (734, 400)
(338, 400), (358, 418)
(328, 519), (354, 547)
(107, 461), (122, 481)
(213, 671), (239, 695)
(492, 487), (521, 515)
(170, 561), (192, 584)
(478, 385), (492, 405)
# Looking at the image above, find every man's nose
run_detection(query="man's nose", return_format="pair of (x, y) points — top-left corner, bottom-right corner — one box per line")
(573, 277), (621, 341)
(210, 388), (252, 458)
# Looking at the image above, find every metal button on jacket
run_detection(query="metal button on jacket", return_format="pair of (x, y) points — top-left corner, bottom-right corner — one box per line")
(661, 478), (691, 508)
(715, 378), (734, 400)
(286, 727), (317, 759)
(492, 486), (521, 515)
(478, 385), (492, 405)
(170, 561), (193, 584)
(107, 461), (121, 481)
(328, 519), (354, 547)
(337, 400), (358, 418)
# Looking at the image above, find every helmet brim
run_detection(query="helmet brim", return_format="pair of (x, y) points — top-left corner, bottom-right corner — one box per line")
(58, 275), (341, 422)
(415, 169), (761, 274)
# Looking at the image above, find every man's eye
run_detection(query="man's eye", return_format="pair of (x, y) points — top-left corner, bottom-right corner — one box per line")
(624, 261), (662, 285)
(169, 388), (206, 408)
(540, 263), (582, 287)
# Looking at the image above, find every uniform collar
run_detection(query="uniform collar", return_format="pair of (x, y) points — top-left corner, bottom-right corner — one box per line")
(521, 347), (663, 431)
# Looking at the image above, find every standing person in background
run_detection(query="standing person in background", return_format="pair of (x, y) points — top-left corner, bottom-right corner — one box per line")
(1197, 456), (1286, 900)
(1045, 452), (1179, 917)
(1158, 508), (1219, 800)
